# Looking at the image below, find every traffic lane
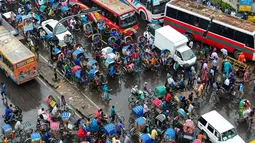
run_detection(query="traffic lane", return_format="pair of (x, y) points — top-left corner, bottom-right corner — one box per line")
(0, 70), (53, 129)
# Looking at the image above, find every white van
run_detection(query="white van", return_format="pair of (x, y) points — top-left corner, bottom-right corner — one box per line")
(197, 110), (245, 143)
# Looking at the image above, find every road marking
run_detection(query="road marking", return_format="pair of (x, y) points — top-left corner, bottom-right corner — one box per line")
(39, 54), (100, 109)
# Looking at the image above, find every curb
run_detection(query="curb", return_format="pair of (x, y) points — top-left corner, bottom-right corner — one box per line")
(38, 71), (93, 119)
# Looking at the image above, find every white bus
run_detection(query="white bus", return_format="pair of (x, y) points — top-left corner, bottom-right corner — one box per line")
(125, 0), (168, 22)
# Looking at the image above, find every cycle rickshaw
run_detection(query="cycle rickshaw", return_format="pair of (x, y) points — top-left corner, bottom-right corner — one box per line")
(104, 123), (116, 139)
(87, 59), (98, 70)
(123, 36), (133, 46)
(60, 6), (70, 17)
(182, 119), (196, 142)
(103, 58), (120, 78)
(45, 95), (57, 109)
(139, 133), (151, 143)
(123, 56), (141, 74)
(161, 128), (176, 143)
(129, 106), (144, 123)
(1, 124), (14, 140)
(173, 109), (187, 128)
(92, 33), (103, 50)
(101, 47), (116, 60)
(129, 117), (147, 133)
(160, 49), (173, 68)
(83, 22), (93, 38)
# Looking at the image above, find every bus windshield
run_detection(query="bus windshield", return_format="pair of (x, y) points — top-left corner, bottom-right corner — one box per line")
(152, 2), (167, 14)
(119, 11), (137, 29)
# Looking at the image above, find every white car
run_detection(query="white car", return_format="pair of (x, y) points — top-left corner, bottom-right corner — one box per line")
(41, 19), (71, 41)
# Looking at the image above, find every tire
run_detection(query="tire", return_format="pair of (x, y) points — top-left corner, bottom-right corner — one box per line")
(140, 12), (146, 21)
(128, 94), (136, 103)
(128, 102), (135, 109)
(234, 50), (241, 59)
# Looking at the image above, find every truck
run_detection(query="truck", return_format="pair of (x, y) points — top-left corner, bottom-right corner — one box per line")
(153, 25), (197, 68)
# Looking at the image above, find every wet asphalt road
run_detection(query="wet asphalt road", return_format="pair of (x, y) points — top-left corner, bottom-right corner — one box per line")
(0, 69), (50, 129)
(1, 7), (255, 141)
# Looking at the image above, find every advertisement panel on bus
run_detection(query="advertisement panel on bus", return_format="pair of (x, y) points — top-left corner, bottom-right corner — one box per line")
(164, 0), (255, 61)
(75, 0), (138, 36)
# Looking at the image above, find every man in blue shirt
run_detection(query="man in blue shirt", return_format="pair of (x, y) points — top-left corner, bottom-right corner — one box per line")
(5, 106), (12, 120)
(1, 83), (6, 100)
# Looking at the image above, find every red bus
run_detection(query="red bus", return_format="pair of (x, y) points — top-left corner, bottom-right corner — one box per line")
(164, 0), (255, 61)
(75, 0), (138, 36)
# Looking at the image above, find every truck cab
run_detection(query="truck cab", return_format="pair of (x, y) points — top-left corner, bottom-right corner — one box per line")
(149, 25), (196, 68)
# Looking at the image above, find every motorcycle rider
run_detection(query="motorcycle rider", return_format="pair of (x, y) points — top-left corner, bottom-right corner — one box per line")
(5, 106), (14, 121)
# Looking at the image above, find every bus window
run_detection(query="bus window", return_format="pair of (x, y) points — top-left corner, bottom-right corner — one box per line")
(3, 57), (13, 71)
(211, 23), (223, 35)
(198, 18), (209, 30)
(166, 7), (177, 19)
(245, 35), (254, 48)
(188, 14), (199, 27)
(222, 26), (234, 40)
(233, 31), (247, 44)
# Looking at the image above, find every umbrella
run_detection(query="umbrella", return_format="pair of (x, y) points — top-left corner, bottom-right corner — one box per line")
(72, 65), (81, 74)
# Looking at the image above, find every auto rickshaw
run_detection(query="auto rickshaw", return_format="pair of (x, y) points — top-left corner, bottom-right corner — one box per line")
(129, 106), (144, 123)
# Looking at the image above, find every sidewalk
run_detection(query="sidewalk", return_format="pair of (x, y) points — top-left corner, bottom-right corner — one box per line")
(37, 55), (101, 118)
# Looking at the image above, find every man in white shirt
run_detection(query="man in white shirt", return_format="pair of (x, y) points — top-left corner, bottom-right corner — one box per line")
(188, 41), (193, 49)
(38, 108), (45, 116)
(224, 78), (230, 91)
(143, 103), (149, 117)
(51, 104), (59, 117)
(210, 51), (218, 60)
(221, 48), (228, 59)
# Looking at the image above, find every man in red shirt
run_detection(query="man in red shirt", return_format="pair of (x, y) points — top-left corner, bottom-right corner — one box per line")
(165, 93), (172, 103)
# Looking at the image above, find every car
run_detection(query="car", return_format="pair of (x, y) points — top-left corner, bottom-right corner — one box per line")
(41, 19), (71, 41)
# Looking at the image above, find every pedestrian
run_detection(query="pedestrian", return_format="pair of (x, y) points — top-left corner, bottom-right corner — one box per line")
(115, 121), (123, 136)
(173, 62), (179, 79)
(95, 50), (101, 63)
(221, 48), (228, 59)
(37, 108), (45, 116)
(238, 52), (246, 63)
(238, 82), (244, 99)
(212, 57), (218, 71)
(60, 95), (66, 110)
(111, 106), (116, 122)
(143, 102), (149, 117)
(253, 80), (255, 93)
(204, 46), (210, 59)
(53, 61), (58, 81)
(210, 48), (218, 60)
(1, 83), (6, 100)
(188, 40), (193, 49)
(150, 128), (158, 143)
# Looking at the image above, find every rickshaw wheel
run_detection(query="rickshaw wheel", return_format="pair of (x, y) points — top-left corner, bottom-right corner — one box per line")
(129, 122), (134, 130)
(128, 95), (136, 103)
(128, 102), (135, 109)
